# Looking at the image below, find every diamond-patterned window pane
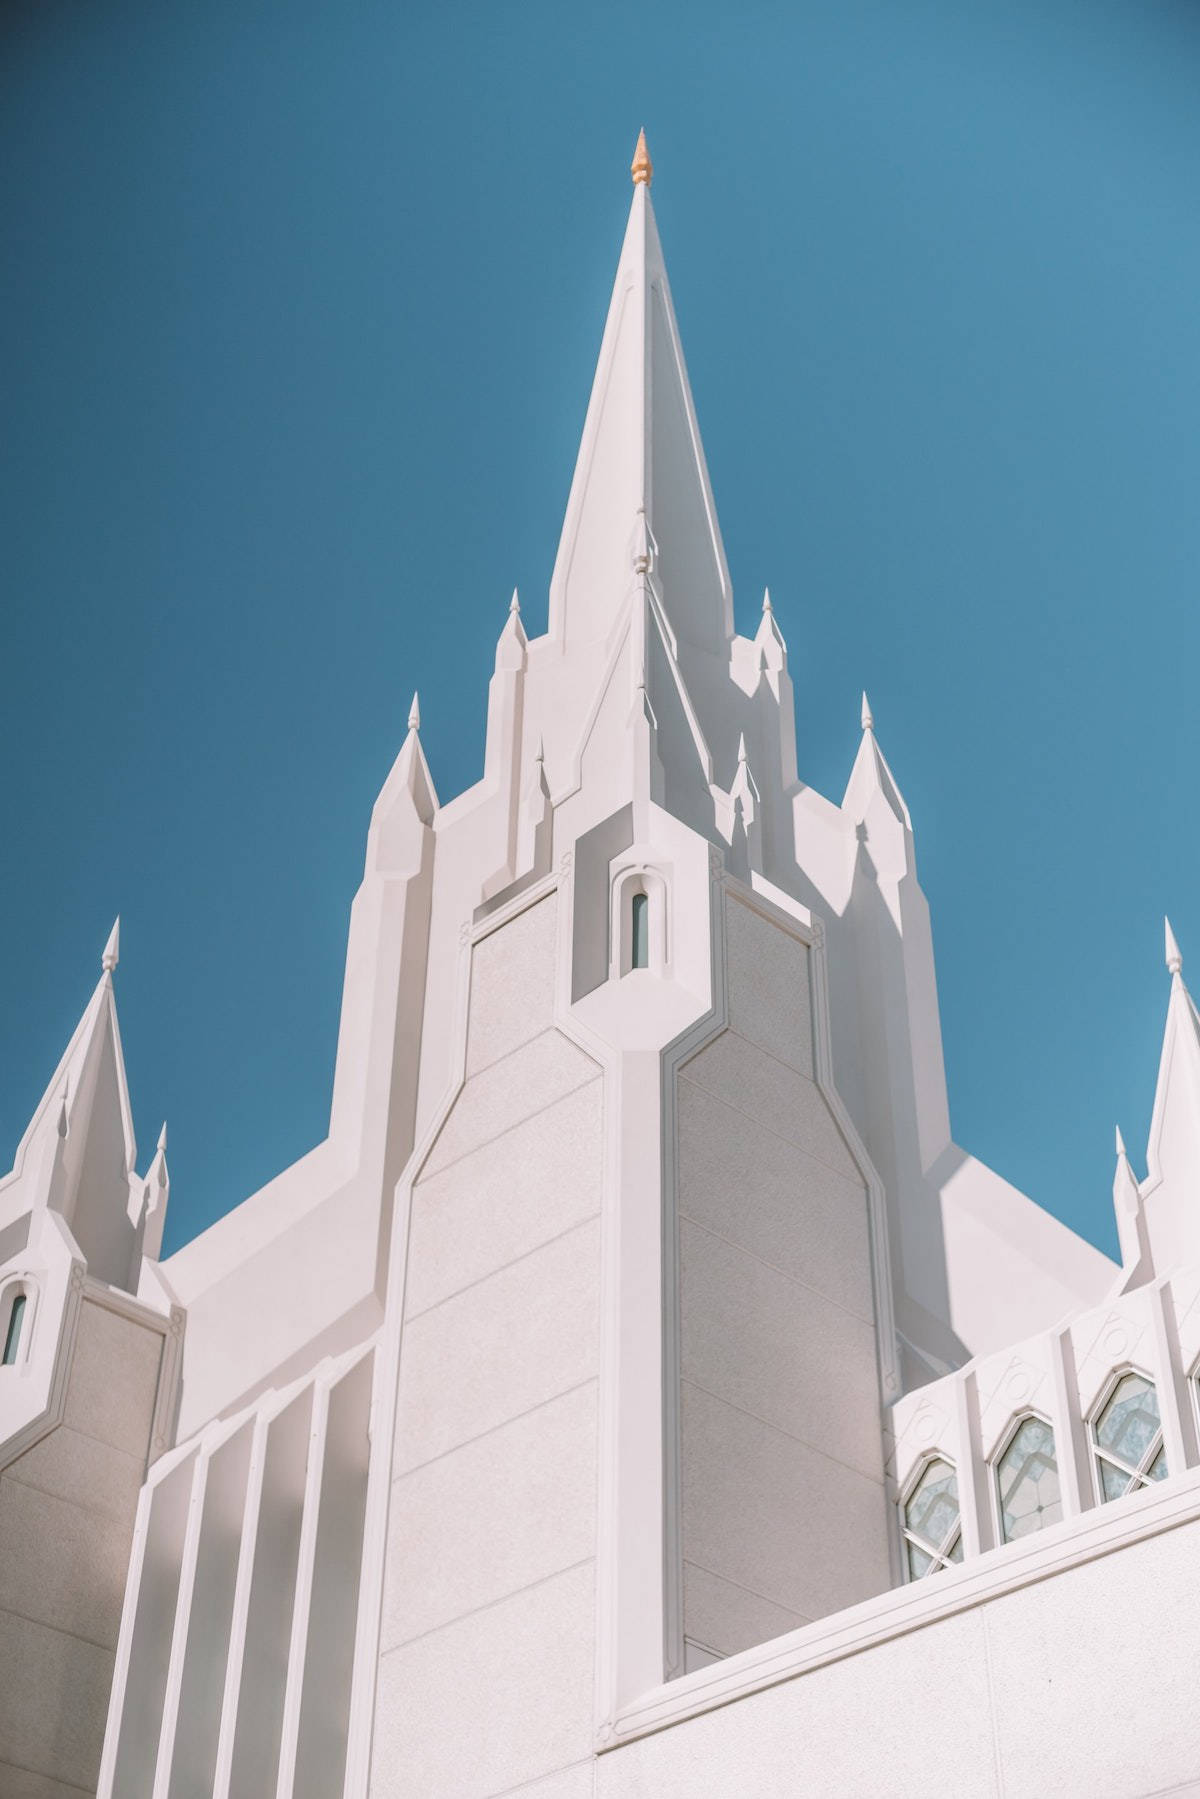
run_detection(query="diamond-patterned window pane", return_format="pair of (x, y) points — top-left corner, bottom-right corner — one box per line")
(902, 1457), (961, 1578)
(996, 1415), (1062, 1543)
(1099, 1457), (1134, 1503)
(1093, 1372), (1167, 1503)
(1095, 1373), (1159, 1460)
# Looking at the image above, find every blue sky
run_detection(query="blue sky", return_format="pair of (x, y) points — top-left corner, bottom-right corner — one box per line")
(2, 0), (1198, 1259)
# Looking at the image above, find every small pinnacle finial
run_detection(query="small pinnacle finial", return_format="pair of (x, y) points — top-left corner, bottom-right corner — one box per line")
(1166, 915), (1183, 977)
(631, 129), (653, 188)
(1115, 1124), (1127, 1159)
(762, 588), (773, 614)
(861, 692), (874, 732)
(102, 917), (120, 974)
(737, 732), (748, 765)
(509, 588), (520, 615)
(157, 1121), (168, 1154)
(408, 693), (421, 733)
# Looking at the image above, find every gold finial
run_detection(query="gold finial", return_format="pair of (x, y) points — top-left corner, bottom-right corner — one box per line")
(631, 129), (653, 188)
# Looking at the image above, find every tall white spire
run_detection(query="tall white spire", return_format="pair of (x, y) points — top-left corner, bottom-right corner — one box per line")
(548, 135), (732, 658)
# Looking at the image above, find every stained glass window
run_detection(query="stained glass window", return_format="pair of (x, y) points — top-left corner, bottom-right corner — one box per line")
(2, 1292), (26, 1367)
(1092, 1371), (1167, 1503)
(901, 1457), (961, 1578)
(995, 1415), (1061, 1542)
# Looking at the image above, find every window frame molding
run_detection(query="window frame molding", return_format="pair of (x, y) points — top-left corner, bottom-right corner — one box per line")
(1087, 1362), (1166, 1507)
(0, 1273), (37, 1372)
(988, 1408), (1062, 1547)
(899, 1451), (962, 1581)
(609, 862), (669, 980)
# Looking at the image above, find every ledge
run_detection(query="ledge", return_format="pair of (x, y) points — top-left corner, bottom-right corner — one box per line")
(606, 1465), (1200, 1746)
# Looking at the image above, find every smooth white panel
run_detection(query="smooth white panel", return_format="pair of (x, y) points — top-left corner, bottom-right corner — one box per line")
(382, 1381), (597, 1648)
(167, 1420), (255, 1799)
(394, 1220), (599, 1475)
(595, 1609), (997, 1798)
(465, 897), (559, 1077)
(987, 1517), (1200, 1796)
(682, 1562), (809, 1659)
(681, 1383), (890, 1624)
(0, 1608), (115, 1794)
(680, 1036), (859, 1183)
(62, 1301), (163, 1460)
(226, 1386), (313, 1799)
(406, 1077), (602, 1318)
(723, 899), (813, 1077)
(676, 1079), (873, 1321)
(109, 1455), (194, 1799)
(371, 1562), (594, 1799)
(293, 1354), (374, 1799)
(0, 1473), (132, 1651)
(422, 1031), (598, 1180)
(680, 1220), (882, 1482)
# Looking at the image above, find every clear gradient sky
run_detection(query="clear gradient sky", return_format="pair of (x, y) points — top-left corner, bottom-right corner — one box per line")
(2, 0), (1198, 1259)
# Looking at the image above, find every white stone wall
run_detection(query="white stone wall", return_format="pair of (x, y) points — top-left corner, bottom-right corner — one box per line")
(372, 896), (605, 1796)
(676, 897), (892, 1663)
(595, 1507), (1200, 1797)
(0, 1296), (166, 1796)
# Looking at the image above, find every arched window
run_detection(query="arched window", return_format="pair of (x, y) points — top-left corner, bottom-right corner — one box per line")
(611, 865), (667, 978)
(630, 891), (650, 969)
(900, 1456), (962, 1578)
(2, 1289), (27, 1368)
(1091, 1370), (1167, 1502)
(994, 1414), (1061, 1543)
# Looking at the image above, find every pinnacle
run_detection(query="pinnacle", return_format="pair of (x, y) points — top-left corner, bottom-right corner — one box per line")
(737, 731), (748, 765)
(861, 692), (874, 733)
(408, 693), (421, 734)
(102, 917), (120, 975)
(762, 588), (773, 613)
(631, 128), (652, 188)
(157, 1121), (168, 1153)
(1115, 1124), (1127, 1160)
(509, 588), (520, 615)
(1165, 916), (1183, 977)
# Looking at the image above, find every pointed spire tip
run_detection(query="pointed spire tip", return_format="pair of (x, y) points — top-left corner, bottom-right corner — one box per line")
(1115, 1124), (1126, 1159)
(631, 129), (652, 188)
(102, 917), (120, 974)
(861, 692), (874, 733)
(509, 587), (520, 615)
(762, 588), (772, 613)
(157, 1121), (168, 1153)
(408, 692), (421, 733)
(1165, 915), (1183, 977)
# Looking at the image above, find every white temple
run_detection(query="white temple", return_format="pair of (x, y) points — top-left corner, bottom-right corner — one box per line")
(2, 132), (1199, 1798)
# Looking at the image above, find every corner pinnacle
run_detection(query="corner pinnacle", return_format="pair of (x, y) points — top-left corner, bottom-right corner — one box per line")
(631, 129), (653, 188)
(408, 693), (421, 733)
(861, 692), (874, 733)
(1115, 1124), (1126, 1159)
(102, 917), (120, 975)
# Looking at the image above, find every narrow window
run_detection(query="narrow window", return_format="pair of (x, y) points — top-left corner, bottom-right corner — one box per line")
(901, 1456), (962, 1578)
(2, 1293), (26, 1367)
(1092, 1371), (1167, 1502)
(996, 1415), (1061, 1542)
(631, 890), (650, 970)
